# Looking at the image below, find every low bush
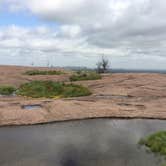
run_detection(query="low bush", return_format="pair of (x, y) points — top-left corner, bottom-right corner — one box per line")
(24, 70), (65, 76)
(139, 131), (166, 155)
(62, 84), (91, 97)
(0, 86), (16, 95)
(17, 81), (91, 98)
(70, 71), (101, 81)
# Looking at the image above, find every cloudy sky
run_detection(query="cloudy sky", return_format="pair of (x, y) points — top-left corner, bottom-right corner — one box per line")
(0, 0), (166, 69)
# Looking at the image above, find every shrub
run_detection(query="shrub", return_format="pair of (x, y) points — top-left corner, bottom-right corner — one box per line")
(70, 71), (101, 81)
(17, 81), (91, 98)
(139, 131), (166, 156)
(63, 84), (92, 97)
(0, 86), (16, 95)
(24, 70), (65, 76)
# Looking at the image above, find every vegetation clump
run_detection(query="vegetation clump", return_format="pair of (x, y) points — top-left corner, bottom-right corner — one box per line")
(70, 71), (101, 81)
(17, 80), (91, 98)
(0, 86), (16, 95)
(139, 131), (166, 156)
(24, 70), (65, 76)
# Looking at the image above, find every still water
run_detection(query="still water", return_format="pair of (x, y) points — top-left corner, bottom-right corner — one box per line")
(0, 119), (165, 166)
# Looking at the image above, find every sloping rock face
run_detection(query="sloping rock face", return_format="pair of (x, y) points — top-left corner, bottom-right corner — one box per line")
(0, 65), (166, 126)
(0, 65), (70, 87)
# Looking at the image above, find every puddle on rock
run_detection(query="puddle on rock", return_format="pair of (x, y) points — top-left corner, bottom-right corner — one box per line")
(21, 104), (42, 110)
(0, 119), (166, 166)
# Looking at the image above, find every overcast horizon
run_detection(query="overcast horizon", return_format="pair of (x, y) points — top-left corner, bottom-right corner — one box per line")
(1, 0), (166, 69)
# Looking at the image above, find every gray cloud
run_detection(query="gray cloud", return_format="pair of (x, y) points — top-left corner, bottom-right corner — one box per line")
(1, 0), (166, 69)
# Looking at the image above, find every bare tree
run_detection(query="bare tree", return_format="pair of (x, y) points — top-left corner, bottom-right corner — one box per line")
(96, 56), (109, 73)
(101, 56), (109, 72)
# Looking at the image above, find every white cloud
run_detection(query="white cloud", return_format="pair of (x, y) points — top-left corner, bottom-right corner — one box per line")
(1, 0), (166, 68)
(4, 0), (166, 44)
(59, 25), (81, 38)
(0, 25), (124, 67)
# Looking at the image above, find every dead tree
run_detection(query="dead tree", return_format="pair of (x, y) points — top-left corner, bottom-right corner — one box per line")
(96, 56), (109, 73)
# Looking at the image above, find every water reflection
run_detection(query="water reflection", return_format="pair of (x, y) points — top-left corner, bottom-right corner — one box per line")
(0, 119), (165, 166)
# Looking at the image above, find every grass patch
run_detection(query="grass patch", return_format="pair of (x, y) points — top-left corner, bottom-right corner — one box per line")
(0, 86), (16, 95)
(24, 70), (65, 76)
(139, 131), (166, 156)
(161, 163), (166, 166)
(70, 71), (101, 81)
(62, 84), (91, 97)
(17, 80), (91, 98)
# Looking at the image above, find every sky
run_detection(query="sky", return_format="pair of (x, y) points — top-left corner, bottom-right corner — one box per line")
(0, 0), (166, 69)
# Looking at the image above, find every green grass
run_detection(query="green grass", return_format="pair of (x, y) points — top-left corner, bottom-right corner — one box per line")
(0, 86), (16, 95)
(70, 71), (101, 81)
(139, 131), (166, 156)
(62, 84), (91, 97)
(24, 70), (65, 76)
(161, 163), (166, 166)
(17, 80), (91, 98)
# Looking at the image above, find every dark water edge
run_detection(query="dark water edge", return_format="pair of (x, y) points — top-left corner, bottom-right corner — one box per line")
(0, 119), (166, 166)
